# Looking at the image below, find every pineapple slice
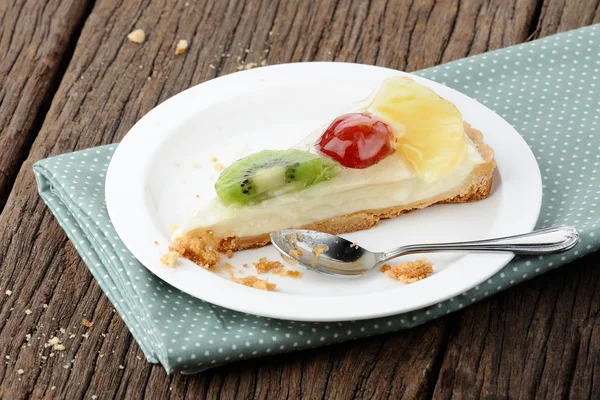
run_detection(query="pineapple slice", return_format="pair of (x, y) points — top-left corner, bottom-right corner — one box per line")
(367, 77), (467, 182)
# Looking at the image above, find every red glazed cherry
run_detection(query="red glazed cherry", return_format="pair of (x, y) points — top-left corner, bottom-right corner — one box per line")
(316, 113), (395, 169)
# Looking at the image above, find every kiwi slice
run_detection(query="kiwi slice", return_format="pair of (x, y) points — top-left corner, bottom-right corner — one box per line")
(215, 150), (340, 206)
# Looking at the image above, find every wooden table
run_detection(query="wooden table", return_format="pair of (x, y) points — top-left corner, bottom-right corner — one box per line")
(1, 0), (598, 398)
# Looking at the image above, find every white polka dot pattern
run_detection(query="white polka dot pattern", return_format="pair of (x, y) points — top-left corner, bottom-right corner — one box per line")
(32, 24), (599, 374)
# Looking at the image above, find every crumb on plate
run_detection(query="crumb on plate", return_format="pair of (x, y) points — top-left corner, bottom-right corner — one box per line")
(231, 275), (276, 291)
(169, 233), (221, 272)
(253, 257), (283, 274)
(160, 251), (179, 268)
(380, 258), (433, 283)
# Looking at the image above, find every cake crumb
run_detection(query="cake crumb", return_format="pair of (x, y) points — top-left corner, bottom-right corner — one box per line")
(160, 251), (179, 268)
(46, 337), (65, 351)
(192, 162), (199, 168)
(43, 304), (48, 309)
(5, 290), (12, 296)
(170, 233), (221, 272)
(168, 224), (180, 234)
(286, 270), (302, 278)
(381, 259), (433, 283)
(243, 263), (248, 268)
(59, 328), (66, 334)
(272, 267), (303, 279)
(253, 257), (283, 274)
(244, 62), (258, 70)
(289, 248), (303, 260)
(119, 365), (125, 369)
(260, 59), (267, 66)
(231, 276), (276, 291)
(225, 250), (233, 259)
(214, 163), (225, 171)
(312, 244), (329, 257)
(209, 64), (216, 69)
(153, 241), (158, 245)
(175, 39), (189, 55)
(195, 194), (200, 198)
(210, 157), (218, 163)
(17, 369), (24, 375)
(127, 29), (145, 43)
(280, 254), (297, 266)
(24, 309), (32, 315)
(82, 319), (94, 328)
(174, 163), (181, 168)
(350, 242), (359, 249)
(224, 263), (276, 291)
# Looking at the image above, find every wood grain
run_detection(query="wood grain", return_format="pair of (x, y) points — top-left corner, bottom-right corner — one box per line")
(534, 0), (600, 38)
(0, 0), (598, 398)
(0, 0), (92, 212)
(432, 253), (600, 399)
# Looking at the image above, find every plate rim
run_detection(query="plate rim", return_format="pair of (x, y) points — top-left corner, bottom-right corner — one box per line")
(106, 61), (542, 322)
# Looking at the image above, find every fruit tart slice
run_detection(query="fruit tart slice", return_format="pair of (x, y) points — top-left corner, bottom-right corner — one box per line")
(171, 77), (495, 261)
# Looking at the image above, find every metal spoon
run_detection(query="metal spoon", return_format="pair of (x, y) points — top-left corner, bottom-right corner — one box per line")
(270, 226), (579, 278)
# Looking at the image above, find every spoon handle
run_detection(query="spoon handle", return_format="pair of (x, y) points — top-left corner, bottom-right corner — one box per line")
(382, 226), (579, 261)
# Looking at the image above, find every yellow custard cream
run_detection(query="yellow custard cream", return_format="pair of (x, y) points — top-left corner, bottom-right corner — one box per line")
(173, 133), (483, 239)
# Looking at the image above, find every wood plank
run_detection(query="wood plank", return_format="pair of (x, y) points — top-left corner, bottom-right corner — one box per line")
(0, 0), (92, 212)
(432, 254), (600, 399)
(535, 0), (600, 38)
(0, 0), (542, 398)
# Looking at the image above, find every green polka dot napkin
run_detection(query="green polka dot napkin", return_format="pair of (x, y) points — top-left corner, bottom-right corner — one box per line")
(33, 24), (599, 374)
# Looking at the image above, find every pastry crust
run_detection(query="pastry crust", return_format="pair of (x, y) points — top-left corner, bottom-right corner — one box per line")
(215, 125), (495, 252)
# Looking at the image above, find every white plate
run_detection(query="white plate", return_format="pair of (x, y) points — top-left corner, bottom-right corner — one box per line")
(106, 62), (541, 322)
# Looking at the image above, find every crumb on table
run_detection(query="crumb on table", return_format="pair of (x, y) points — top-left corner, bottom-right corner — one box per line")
(82, 319), (94, 328)
(175, 39), (189, 55)
(168, 224), (180, 235)
(226, 250), (234, 259)
(380, 259), (433, 283)
(127, 29), (145, 43)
